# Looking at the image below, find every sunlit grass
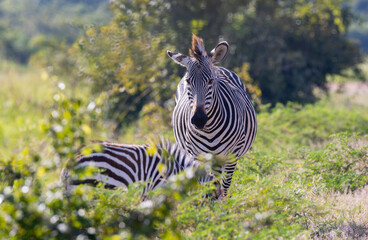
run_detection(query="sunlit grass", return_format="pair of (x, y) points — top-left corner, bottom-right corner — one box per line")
(310, 185), (368, 239)
(0, 61), (54, 155)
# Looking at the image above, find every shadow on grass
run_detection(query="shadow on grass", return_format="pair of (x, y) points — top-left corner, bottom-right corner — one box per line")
(310, 221), (368, 239)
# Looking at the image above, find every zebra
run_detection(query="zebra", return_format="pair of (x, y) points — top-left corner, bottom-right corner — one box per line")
(61, 138), (218, 199)
(167, 34), (257, 196)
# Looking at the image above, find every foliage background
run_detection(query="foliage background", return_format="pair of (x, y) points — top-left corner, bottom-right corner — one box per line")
(0, 0), (368, 239)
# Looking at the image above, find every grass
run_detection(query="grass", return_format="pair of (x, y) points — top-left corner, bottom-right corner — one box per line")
(309, 185), (368, 239)
(0, 61), (53, 154)
(0, 62), (368, 239)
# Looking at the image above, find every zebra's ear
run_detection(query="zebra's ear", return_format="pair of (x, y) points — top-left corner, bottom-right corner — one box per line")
(210, 41), (229, 64)
(167, 51), (191, 68)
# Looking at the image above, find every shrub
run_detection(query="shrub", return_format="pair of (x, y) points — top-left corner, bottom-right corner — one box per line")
(304, 133), (368, 192)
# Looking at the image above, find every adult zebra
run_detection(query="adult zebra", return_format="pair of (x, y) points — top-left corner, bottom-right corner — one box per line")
(61, 139), (216, 198)
(167, 34), (257, 196)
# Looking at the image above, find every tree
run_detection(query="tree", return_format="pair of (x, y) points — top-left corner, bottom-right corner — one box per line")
(166, 0), (362, 104)
(71, 0), (178, 131)
(70, 0), (362, 131)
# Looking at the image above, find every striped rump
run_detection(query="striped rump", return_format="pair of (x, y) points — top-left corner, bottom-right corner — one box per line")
(61, 139), (215, 197)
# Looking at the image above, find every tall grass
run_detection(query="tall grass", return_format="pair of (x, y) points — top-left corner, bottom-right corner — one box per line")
(0, 61), (53, 152)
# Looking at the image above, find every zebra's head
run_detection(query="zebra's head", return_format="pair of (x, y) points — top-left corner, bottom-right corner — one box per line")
(167, 34), (228, 129)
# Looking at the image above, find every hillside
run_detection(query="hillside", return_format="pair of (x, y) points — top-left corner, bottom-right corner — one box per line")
(0, 0), (111, 62)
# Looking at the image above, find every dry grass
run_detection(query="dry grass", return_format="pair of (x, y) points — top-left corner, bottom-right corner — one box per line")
(309, 186), (368, 239)
(326, 82), (368, 107)
(302, 136), (368, 239)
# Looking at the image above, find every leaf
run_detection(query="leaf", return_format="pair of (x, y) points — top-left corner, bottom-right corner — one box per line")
(81, 124), (92, 135)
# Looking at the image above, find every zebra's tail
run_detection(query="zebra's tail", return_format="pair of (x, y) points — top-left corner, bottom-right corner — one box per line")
(60, 166), (76, 195)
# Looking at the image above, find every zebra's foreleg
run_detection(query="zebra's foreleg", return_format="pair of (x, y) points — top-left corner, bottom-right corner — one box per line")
(220, 162), (238, 197)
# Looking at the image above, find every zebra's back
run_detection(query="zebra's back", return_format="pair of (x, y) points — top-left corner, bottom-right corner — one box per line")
(62, 139), (214, 196)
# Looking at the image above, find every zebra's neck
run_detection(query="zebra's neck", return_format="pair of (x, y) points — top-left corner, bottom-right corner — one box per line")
(156, 141), (196, 176)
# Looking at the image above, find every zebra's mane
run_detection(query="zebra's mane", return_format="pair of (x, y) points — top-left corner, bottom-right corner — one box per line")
(92, 139), (146, 148)
(155, 137), (184, 157)
(155, 137), (195, 169)
(189, 34), (207, 60)
(93, 138), (188, 161)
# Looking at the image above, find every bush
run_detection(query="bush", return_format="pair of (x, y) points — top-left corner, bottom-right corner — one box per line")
(255, 99), (368, 153)
(304, 133), (368, 192)
(0, 85), (217, 239)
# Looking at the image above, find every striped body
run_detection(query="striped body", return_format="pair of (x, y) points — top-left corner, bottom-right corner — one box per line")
(167, 35), (257, 195)
(64, 140), (214, 197)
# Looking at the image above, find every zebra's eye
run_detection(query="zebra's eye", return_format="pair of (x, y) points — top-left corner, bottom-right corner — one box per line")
(208, 78), (214, 84)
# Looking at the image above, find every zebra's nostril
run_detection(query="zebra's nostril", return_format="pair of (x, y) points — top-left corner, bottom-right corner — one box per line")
(191, 109), (208, 129)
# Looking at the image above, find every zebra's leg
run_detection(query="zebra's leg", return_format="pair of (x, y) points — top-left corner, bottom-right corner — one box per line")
(200, 173), (223, 200)
(141, 185), (149, 201)
(220, 162), (238, 198)
(140, 175), (165, 201)
(212, 179), (223, 200)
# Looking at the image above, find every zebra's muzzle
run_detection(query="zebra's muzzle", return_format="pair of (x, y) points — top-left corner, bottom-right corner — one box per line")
(191, 106), (208, 130)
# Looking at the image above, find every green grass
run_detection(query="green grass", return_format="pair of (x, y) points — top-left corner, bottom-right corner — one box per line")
(0, 61), (53, 154)
(0, 62), (368, 239)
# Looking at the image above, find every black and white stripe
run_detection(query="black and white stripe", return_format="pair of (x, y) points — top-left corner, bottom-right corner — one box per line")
(62, 139), (214, 197)
(167, 35), (257, 195)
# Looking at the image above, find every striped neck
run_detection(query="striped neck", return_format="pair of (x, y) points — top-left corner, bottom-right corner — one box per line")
(156, 140), (195, 172)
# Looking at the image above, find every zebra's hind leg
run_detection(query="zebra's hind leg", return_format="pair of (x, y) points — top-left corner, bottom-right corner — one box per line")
(202, 176), (224, 201)
(212, 179), (225, 200)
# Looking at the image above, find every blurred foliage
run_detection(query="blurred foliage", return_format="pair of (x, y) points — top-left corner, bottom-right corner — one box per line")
(45, 89), (103, 160)
(234, 63), (262, 110)
(326, 58), (368, 82)
(0, 0), (111, 63)
(256, 99), (368, 153)
(225, 0), (362, 104)
(348, 0), (368, 52)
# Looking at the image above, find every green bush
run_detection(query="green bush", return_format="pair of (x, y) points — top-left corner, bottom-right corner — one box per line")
(256, 99), (368, 153)
(304, 133), (368, 192)
(0, 85), (217, 239)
